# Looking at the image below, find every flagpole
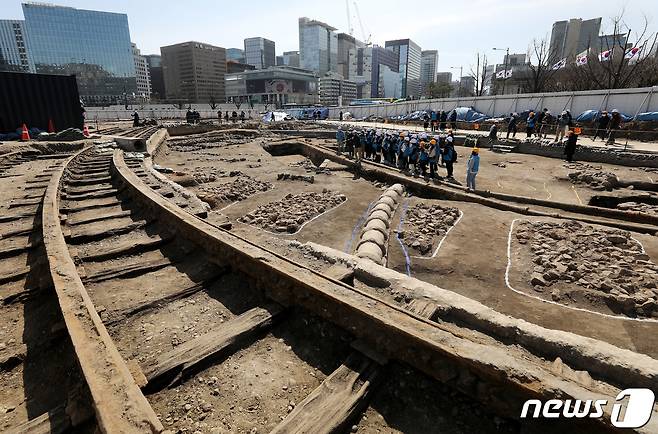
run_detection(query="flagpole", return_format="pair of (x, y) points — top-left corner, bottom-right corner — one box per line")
(493, 47), (509, 95)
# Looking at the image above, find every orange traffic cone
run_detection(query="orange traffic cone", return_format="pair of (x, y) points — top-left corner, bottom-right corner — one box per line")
(83, 125), (90, 137)
(21, 124), (30, 141)
(48, 119), (56, 133)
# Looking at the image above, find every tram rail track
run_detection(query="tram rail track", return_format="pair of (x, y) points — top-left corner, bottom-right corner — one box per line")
(3, 128), (657, 433)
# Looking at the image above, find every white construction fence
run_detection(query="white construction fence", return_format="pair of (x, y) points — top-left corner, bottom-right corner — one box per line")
(329, 86), (658, 120)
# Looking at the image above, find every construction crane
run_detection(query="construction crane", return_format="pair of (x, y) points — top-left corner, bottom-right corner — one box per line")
(345, 0), (371, 45)
(345, 0), (354, 36)
(352, 1), (371, 45)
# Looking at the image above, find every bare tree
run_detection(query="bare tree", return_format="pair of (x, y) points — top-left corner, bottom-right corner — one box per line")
(567, 12), (658, 90)
(470, 52), (489, 96)
(208, 93), (218, 110)
(522, 37), (560, 93)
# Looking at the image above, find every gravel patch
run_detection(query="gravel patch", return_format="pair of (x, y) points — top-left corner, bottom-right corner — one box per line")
(239, 190), (346, 233)
(515, 220), (658, 318)
(197, 175), (272, 209)
(398, 204), (461, 256)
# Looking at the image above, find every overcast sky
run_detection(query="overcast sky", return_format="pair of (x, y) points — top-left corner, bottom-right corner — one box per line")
(4, 0), (656, 74)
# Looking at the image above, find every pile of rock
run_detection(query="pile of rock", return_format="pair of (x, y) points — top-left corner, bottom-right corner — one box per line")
(288, 158), (330, 174)
(239, 190), (346, 233)
(616, 201), (658, 215)
(355, 184), (405, 265)
(197, 175), (272, 208)
(516, 220), (658, 318)
(192, 169), (218, 184)
(398, 204), (460, 256)
(566, 164), (619, 190)
(277, 173), (314, 183)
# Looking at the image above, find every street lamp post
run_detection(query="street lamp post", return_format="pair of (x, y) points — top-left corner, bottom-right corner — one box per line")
(493, 47), (509, 95)
(450, 66), (463, 96)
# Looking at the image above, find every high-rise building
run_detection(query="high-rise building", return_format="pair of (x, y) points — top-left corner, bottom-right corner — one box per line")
(385, 39), (422, 98)
(436, 72), (452, 85)
(244, 37), (275, 69)
(420, 50), (438, 95)
(348, 45), (398, 98)
(319, 72), (357, 106)
(459, 76), (476, 96)
(337, 33), (363, 79)
(145, 55), (164, 100)
(132, 43), (151, 102)
(22, 3), (137, 105)
(161, 41), (226, 104)
(549, 17), (601, 61)
(298, 17), (338, 75)
(226, 48), (244, 63)
(276, 51), (300, 67)
(0, 20), (33, 72)
(599, 34), (629, 50)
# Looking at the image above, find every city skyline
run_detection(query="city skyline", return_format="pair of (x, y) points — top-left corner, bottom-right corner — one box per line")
(3, 0), (654, 74)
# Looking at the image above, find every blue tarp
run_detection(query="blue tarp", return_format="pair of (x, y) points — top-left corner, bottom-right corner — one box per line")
(447, 107), (489, 123)
(575, 109), (633, 122)
(635, 111), (658, 122)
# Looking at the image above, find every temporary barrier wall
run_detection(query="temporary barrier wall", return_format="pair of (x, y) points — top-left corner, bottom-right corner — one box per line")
(0, 71), (83, 133)
(328, 86), (658, 120)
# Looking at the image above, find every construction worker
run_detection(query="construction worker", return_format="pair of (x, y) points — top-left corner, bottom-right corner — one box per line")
(564, 130), (577, 162)
(336, 126), (345, 154)
(466, 147), (480, 191)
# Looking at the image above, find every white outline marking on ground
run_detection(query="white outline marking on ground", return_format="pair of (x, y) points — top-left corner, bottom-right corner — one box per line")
(505, 218), (658, 323)
(409, 210), (464, 260)
(235, 197), (349, 237)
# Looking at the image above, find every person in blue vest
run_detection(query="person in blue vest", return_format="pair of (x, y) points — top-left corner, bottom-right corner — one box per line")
(430, 110), (438, 132)
(410, 137), (420, 174)
(364, 129), (373, 160)
(418, 141), (430, 177)
(443, 134), (456, 179)
(428, 138), (440, 179)
(526, 112), (536, 138)
(336, 126), (345, 154)
(466, 147), (480, 191)
(439, 111), (447, 130)
(390, 134), (400, 166)
(398, 136), (410, 170)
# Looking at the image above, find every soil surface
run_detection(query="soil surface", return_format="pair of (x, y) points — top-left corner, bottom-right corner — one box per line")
(512, 220), (658, 318)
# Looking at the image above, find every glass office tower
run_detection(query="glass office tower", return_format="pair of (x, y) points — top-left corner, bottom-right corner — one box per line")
(385, 39), (422, 99)
(244, 37), (275, 69)
(299, 17), (337, 76)
(0, 20), (34, 72)
(22, 3), (137, 105)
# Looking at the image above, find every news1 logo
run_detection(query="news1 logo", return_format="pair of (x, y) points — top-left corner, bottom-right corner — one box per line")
(520, 389), (655, 428)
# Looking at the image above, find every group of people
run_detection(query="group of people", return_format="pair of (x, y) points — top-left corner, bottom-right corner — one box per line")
(216, 110), (252, 124)
(335, 127), (481, 190)
(504, 108), (567, 140)
(592, 109), (623, 145)
(422, 110), (458, 132)
(503, 108), (623, 145)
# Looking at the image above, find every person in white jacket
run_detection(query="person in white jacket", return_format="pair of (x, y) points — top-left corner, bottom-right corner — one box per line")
(466, 147), (480, 191)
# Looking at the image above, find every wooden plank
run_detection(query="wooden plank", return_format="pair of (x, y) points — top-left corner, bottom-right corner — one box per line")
(406, 298), (441, 321)
(67, 209), (132, 226)
(66, 219), (147, 244)
(82, 257), (174, 284)
(0, 266), (30, 285)
(270, 351), (380, 434)
(144, 304), (282, 388)
(3, 403), (70, 434)
(104, 272), (226, 325)
(77, 234), (171, 262)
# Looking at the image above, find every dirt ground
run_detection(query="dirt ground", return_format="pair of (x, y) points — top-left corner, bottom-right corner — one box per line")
(156, 132), (658, 360)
